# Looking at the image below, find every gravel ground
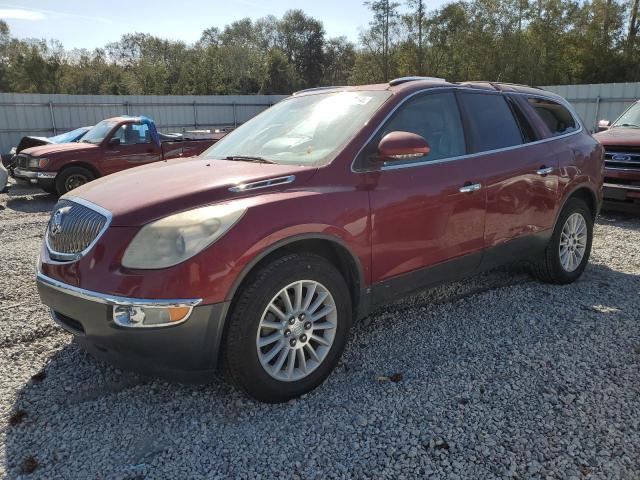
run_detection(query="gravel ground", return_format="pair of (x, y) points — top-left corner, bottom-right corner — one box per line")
(1, 181), (640, 479)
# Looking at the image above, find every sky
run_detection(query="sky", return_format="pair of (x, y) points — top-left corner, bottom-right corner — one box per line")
(0, 0), (448, 50)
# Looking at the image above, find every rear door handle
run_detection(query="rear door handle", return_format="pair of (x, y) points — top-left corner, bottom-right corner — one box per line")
(459, 183), (481, 193)
(536, 166), (554, 176)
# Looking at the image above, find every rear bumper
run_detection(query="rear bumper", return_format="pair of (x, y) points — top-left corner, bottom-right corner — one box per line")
(37, 272), (229, 383)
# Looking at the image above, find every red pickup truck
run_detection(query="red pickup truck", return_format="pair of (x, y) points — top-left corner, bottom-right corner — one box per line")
(13, 116), (223, 195)
(594, 100), (640, 209)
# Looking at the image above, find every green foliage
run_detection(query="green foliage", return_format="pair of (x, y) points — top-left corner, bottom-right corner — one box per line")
(0, 2), (639, 95)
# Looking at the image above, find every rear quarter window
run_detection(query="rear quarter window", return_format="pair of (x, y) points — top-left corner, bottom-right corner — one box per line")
(527, 97), (577, 136)
(457, 92), (524, 153)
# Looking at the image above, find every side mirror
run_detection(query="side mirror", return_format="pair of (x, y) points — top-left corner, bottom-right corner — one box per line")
(596, 119), (611, 132)
(377, 131), (430, 162)
(109, 137), (121, 146)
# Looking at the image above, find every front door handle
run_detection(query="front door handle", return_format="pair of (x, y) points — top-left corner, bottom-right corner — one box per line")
(536, 166), (554, 176)
(459, 183), (481, 193)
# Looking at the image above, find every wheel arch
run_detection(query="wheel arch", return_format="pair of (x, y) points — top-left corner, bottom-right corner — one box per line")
(554, 183), (599, 230)
(226, 234), (366, 320)
(58, 161), (101, 179)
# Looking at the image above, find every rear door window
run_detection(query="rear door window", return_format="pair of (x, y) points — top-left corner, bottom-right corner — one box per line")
(506, 96), (537, 143)
(356, 91), (466, 168)
(527, 97), (577, 136)
(457, 92), (524, 153)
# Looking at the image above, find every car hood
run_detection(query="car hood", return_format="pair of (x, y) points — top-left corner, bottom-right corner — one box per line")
(22, 142), (98, 157)
(67, 157), (318, 226)
(593, 127), (640, 146)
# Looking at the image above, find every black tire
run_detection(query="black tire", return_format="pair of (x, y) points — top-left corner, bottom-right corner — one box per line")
(55, 166), (95, 195)
(39, 179), (58, 195)
(530, 198), (593, 284)
(223, 252), (352, 403)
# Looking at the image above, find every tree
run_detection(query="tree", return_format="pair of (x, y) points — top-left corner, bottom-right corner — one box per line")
(364, 0), (401, 81)
(406, 0), (426, 74)
(277, 10), (326, 88)
(322, 36), (356, 85)
(261, 48), (297, 93)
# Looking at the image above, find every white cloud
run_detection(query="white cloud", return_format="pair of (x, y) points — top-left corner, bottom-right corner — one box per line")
(0, 4), (113, 25)
(0, 8), (45, 20)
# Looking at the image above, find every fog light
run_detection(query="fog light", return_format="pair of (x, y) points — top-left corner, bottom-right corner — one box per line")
(113, 305), (191, 327)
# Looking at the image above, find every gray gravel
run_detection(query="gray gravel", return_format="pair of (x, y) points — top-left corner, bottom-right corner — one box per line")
(1, 181), (640, 479)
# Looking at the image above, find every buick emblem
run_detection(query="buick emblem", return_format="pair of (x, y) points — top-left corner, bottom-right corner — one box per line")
(51, 207), (70, 236)
(611, 154), (631, 162)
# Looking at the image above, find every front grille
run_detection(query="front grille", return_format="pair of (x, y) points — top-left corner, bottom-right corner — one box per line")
(46, 199), (108, 260)
(604, 147), (640, 170)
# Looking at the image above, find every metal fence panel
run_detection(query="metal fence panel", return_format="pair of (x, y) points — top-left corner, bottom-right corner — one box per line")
(2, 85), (638, 154)
(542, 82), (640, 131)
(0, 93), (286, 154)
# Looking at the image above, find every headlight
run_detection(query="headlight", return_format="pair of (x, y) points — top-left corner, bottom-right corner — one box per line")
(27, 157), (40, 168)
(121, 203), (246, 269)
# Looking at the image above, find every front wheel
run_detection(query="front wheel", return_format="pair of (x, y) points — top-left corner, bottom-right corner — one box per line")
(530, 198), (593, 284)
(55, 166), (95, 195)
(223, 253), (352, 403)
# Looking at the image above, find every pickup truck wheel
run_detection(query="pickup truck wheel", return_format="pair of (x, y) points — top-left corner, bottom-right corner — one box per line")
(530, 198), (593, 284)
(55, 167), (95, 195)
(39, 179), (58, 195)
(223, 253), (352, 403)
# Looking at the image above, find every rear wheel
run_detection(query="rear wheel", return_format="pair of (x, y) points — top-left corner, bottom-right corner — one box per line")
(223, 253), (352, 403)
(530, 198), (593, 284)
(55, 166), (95, 195)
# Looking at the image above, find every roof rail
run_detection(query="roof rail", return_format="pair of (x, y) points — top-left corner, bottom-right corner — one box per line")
(293, 86), (345, 96)
(389, 76), (446, 86)
(462, 81), (543, 91)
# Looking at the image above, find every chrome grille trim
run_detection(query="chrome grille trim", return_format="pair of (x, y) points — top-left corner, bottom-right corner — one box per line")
(45, 197), (112, 262)
(604, 150), (640, 171)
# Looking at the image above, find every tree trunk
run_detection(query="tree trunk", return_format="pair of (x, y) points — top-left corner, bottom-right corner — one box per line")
(603, 0), (612, 46)
(628, 0), (639, 52)
(384, 0), (389, 81)
(417, 0), (424, 75)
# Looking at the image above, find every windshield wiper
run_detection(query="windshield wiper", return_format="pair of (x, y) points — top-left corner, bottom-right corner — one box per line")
(225, 155), (275, 164)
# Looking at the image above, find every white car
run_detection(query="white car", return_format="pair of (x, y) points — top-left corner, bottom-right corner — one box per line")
(0, 162), (8, 193)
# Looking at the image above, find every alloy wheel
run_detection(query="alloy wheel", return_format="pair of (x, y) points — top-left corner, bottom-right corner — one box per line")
(559, 212), (588, 272)
(256, 280), (337, 382)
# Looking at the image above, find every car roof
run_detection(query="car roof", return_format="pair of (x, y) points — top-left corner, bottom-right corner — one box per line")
(293, 78), (564, 102)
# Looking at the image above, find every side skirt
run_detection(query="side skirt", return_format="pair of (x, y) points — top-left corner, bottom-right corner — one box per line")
(359, 230), (552, 317)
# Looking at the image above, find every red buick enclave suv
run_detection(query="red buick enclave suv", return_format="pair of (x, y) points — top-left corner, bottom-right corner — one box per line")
(37, 78), (603, 402)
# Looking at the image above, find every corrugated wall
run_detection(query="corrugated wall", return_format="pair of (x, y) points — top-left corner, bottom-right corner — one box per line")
(0, 93), (286, 154)
(1, 85), (639, 154)
(542, 82), (640, 131)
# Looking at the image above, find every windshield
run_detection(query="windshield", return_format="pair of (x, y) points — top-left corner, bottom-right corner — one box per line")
(49, 127), (89, 144)
(203, 90), (392, 165)
(613, 102), (640, 128)
(81, 120), (118, 144)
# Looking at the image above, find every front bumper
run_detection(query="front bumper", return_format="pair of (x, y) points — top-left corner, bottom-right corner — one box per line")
(603, 182), (640, 202)
(14, 168), (57, 180)
(37, 272), (229, 382)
